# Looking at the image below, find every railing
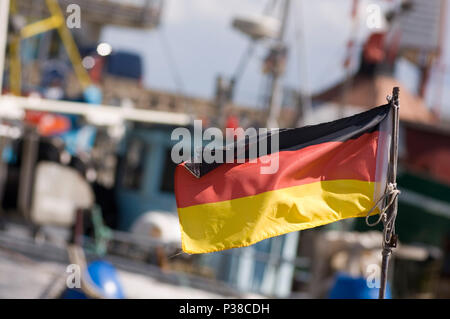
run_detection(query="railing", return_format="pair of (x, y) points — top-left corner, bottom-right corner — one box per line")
(0, 220), (311, 298)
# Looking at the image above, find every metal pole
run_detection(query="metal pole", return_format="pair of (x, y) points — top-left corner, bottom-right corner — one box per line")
(0, 0), (10, 93)
(378, 86), (400, 299)
(266, 0), (290, 128)
(18, 127), (39, 221)
(340, 0), (360, 119)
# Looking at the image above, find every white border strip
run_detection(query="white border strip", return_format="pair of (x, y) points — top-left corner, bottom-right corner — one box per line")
(0, 95), (191, 126)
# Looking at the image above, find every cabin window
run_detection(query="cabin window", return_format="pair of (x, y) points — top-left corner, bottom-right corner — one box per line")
(122, 138), (147, 190)
(160, 148), (177, 193)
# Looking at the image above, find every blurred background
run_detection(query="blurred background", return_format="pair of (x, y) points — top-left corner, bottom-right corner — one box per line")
(0, 0), (449, 299)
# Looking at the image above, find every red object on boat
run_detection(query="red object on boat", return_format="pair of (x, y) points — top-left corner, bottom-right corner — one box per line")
(225, 115), (241, 140)
(363, 32), (386, 64)
(24, 111), (71, 136)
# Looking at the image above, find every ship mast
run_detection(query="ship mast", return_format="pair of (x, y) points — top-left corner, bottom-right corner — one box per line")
(266, 0), (291, 128)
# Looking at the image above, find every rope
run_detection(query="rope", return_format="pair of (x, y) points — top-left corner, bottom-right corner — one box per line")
(365, 183), (400, 236)
(382, 189), (399, 246)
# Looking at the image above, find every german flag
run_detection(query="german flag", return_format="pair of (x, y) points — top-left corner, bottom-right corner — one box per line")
(175, 104), (393, 254)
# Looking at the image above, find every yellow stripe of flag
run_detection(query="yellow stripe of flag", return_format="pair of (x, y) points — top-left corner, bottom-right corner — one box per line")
(177, 179), (378, 254)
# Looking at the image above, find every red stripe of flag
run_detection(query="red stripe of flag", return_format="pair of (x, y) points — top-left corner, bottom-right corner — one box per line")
(175, 131), (379, 208)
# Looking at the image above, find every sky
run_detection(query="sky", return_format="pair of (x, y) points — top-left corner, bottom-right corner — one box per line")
(101, 0), (450, 118)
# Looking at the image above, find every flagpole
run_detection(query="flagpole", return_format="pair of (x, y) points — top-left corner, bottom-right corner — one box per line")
(378, 86), (400, 299)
